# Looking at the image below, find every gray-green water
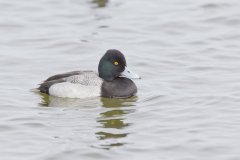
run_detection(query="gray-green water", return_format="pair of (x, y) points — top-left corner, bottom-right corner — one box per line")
(1, 0), (240, 159)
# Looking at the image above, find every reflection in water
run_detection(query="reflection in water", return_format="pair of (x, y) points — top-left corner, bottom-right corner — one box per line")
(39, 92), (49, 107)
(37, 91), (101, 108)
(95, 97), (137, 149)
(92, 0), (108, 7)
(36, 90), (137, 149)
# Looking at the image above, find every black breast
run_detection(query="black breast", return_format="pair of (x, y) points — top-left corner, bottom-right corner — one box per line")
(101, 77), (137, 98)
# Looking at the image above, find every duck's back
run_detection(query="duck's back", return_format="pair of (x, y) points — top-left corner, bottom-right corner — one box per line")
(39, 71), (103, 98)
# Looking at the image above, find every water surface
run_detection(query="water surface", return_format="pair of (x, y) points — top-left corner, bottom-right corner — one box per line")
(1, 0), (240, 159)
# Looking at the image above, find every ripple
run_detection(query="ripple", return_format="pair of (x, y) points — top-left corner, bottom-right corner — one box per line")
(1, 0), (240, 159)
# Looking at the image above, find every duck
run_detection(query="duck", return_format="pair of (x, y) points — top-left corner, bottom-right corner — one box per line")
(38, 49), (140, 98)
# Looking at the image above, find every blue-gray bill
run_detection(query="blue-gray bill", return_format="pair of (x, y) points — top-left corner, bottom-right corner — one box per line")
(120, 67), (141, 79)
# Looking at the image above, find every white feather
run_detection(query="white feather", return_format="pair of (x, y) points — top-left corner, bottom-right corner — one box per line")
(49, 82), (102, 98)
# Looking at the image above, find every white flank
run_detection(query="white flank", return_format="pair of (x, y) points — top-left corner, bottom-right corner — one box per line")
(49, 82), (102, 98)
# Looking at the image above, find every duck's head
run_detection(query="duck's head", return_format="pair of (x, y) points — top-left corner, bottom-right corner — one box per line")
(98, 49), (140, 81)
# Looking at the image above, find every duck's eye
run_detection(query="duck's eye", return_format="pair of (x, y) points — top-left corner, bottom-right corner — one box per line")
(114, 61), (119, 65)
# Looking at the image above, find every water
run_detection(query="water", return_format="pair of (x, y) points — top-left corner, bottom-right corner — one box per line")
(1, 0), (240, 159)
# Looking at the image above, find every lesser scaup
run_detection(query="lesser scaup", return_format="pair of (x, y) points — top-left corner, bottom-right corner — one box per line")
(38, 49), (140, 98)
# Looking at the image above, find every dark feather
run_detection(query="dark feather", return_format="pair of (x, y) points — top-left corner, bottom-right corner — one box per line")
(101, 77), (137, 98)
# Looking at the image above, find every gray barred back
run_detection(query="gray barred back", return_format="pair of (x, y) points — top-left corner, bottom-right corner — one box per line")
(64, 71), (103, 86)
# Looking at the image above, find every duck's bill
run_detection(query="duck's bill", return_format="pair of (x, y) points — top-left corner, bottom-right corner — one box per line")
(120, 67), (141, 79)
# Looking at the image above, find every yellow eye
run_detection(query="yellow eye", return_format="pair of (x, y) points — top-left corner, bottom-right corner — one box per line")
(114, 61), (119, 65)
